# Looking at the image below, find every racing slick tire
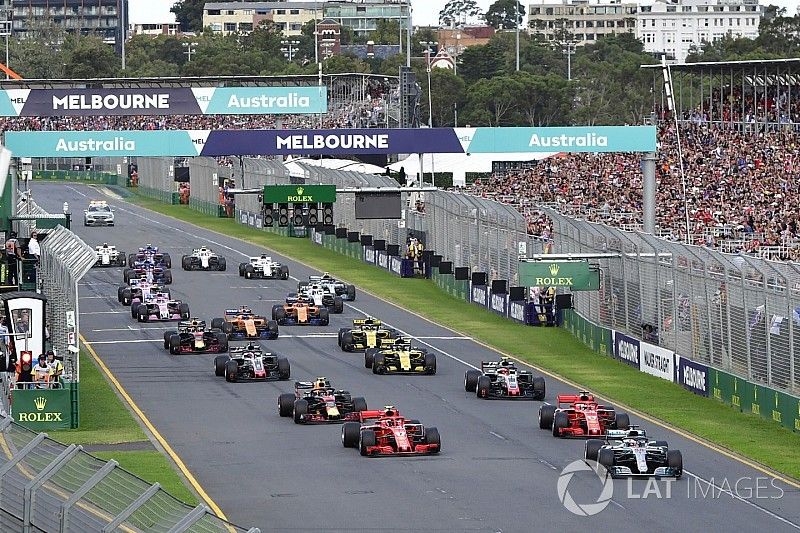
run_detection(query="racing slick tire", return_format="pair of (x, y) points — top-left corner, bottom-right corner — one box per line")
(424, 427), (441, 453)
(169, 334), (181, 355)
(319, 308), (330, 326)
(121, 289), (132, 306)
(211, 318), (224, 331)
(614, 413), (630, 430)
(667, 450), (683, 478)
(341, 332), (354, 352)
(277, 357), (291, 380)
(131, 302), (140, 318)
(224, 360), (238, 382)
(123, 269), (134, 283)
(138, 309), (149, 323)
(214, 355), (228, 377)
(278, 393), (295, 417)
(338, 328), (349, 347)
(552, 412), (569, 438)
(424, 353), (437, 375)
(279, 265), (289, 280)
(585, 439), (604, 462)
(532, 377), (546, 400)
(293, 399), (308, 424)
(346, 285), (356, 301)
(222, 321), (234, 335)
(464, 370), (481, 392)
(333, 297), (344, 314)
(538, 404), (556, 430)
(162, 253), (172, 269)
(372, 352), (386, 374)
(163, 330), (177, 349)
(352, 397), (367, 412)
(179, 303), (190, 319)
(215, 332), (228, 352)
(272, 306), (286, 323)
(476, 375), (491, 398)
(117, 253), (127, 267)
(217, 257), (227, 271)
(359, 429), (376, 456)
(365, 348), (377, 369)
(181, 256), (191, 271)
(598, 448), (614, 469)
(238, 263), (246, 277)
(117, 287), (125, 302)
(267, 320), (279, 338)
(128, 254), (136, 267)
(342, 422), (361, 448)
(244, 265), (255, 279)
(164, 271), (173, 285)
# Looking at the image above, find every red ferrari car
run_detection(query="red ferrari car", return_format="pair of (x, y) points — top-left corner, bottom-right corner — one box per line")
(341, 406), (441, 457)
(538, 391), (629, 438)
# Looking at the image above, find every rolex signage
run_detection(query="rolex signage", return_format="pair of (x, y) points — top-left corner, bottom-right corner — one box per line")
(13, 388), (71, 430)
(263, 184), (337, 204)
(518, 261), (600, 291)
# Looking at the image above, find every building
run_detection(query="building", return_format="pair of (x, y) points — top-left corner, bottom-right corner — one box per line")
(527, 0), (638, 45)
(637, 0), (763, 62)
(203, 2), (319, 36)
(131, 22), (181, 37)
(316, 18), (341, 58)
(437, 26), (495, 59)
(11, 0), (129, 50)
(323, 0), (410, 36)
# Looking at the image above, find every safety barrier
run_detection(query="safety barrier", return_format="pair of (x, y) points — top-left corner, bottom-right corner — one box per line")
(0, 417), (258, 532)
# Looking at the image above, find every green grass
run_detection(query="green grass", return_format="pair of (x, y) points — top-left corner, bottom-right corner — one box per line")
(130, 196), (800, 481)
(91, 450), (198, 505)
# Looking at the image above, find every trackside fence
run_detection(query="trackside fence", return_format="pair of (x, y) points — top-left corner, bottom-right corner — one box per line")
(0, 417), (258, 533)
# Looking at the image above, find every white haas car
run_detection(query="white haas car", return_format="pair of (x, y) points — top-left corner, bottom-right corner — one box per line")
(299, 272), (356, 301)
(287, 283), (344, 313)
(94, 243), (126, 267)
(238, 254), (289, 280)
(182, 246), (227, 271)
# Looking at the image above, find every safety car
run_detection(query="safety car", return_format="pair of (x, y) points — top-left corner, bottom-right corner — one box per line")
(584, 426), (683, 479)
(464, 358), (545, 400)
(341, 406), (441, 456)
(213, 343), (290, 383)
(278, 377), (368, 424)
(364, 337), (436, 375)
(162, 318), (228, 355)
(338, 317), (399, 352)
(211, 307), (279, 340)
(538, 391), (629, 438)
(238, 254), (289, 280)
(84, 200), (115, 226)
(93, 243), (126, 267)
(181, 246), (227, 271)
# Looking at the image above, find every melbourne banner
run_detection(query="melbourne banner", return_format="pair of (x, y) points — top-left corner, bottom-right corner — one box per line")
(676, 355), (709, 397)
(5, 126), (657, 157)
(0, 87), (327, 116)
(614, 331), (640, 369)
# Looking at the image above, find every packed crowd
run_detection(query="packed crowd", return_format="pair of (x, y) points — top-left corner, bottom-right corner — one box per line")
(468, 122), (800, 261)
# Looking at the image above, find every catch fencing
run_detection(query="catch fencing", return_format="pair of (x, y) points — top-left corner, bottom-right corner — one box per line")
(0, 417), (257, 533)
(233, 159), (292, 216)
(38, 225), (96, 379)
(544, 207), (800, 395)
(135, 157), (176, 204)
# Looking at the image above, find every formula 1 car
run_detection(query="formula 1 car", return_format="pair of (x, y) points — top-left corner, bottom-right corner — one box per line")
(238, 254), (289, 280)
(213, 343), (290, 383)
(338, 317), (399, 352)
(364, 337), (436, 375)
(181, 246), (226, 271)
(272, 299), (329, 326)
(84, 200), (115, 227)
(299, 272), (356, 301)
(278, 377), (368, 424)
(93, 243), (126, 267)
(286, 283), (344, 313)
(123, 263), (173, 285)
(134, 294), (190, 322)
(584, 426), (683, 479)
(211, 307), (279, 340)
(341, 406), (441, 456)
(538, 391), (629, 438)
(128, 244), (172, 268)
(464, 358), (545, 400)
(163, 318), (228, 355)
(117, 278), (170, 306)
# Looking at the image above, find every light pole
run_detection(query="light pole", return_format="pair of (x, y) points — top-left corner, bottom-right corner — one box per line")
(515, 1), (520, 71)
(421, 40), (437, 187)
(281, 39), (300, 62)
(121, 0), (127, 70)
(561, 40), (576, 80)
(182, 41), (198, 62)
(661, 56), (691, 244)
(453, 32), (460, 76)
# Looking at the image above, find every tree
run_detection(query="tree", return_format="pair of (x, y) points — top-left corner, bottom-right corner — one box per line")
(64, 36), (119, 78)
(513, 72), (572, 125)
(171, 0), (237, 33)
(427, 69), (466, 126)
(322, 54), (371, 74)
(485, 0), (525, 31)
(464, 75), (524, 126)
(371, 19), (401, 45)
(458, 41), (506, 85)
(9, 18), (68, 79)
(439, 0), (483, 28)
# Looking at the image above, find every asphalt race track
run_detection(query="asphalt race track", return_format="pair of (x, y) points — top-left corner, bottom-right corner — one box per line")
(34, 183), (800, 532)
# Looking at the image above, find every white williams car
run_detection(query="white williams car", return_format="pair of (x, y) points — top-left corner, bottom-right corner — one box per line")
(94, 243), (126, 267)
(84, 200), (115, 226)
(238, 254), (289, 280)
(182, 246), (227, 271)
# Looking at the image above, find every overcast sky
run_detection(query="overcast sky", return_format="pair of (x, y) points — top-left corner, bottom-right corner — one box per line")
(130, 0), (800, 27)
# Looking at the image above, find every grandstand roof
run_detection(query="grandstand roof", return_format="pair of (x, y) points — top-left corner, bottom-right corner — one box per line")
(641, 58), (800, 74)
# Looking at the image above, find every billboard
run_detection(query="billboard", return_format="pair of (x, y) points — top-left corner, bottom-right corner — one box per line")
(639, 341), (674, 382)
(676, 355), (709, 396)
(613, 331), (640, 369)
(0, 86), (328, 116)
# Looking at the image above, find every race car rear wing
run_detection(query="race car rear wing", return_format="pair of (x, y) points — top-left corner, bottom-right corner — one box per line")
(556, 392), (597, 406)
(353, 318), (381, 327)
(230, 345), (263, 356)
(224, 309), (254, 317)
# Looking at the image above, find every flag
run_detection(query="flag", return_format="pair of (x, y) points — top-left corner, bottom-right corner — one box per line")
(793, 307), (800, 326)
(748, 305), (765, 337)
(770, 315), (784, 335)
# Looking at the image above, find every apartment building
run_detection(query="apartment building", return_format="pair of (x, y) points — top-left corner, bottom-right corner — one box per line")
(11, 0), (129, 49)
(204, 2), (318, 36)
(528, 0), (638, 45)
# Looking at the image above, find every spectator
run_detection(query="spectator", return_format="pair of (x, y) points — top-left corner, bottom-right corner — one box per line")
(32, 354), (50, 388)
(27, 232), (40, 262)
(4, 231), (20, 285)
(47, 350), (63, 387)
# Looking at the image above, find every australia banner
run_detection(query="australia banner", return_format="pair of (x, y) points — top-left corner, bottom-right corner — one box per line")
(0, 86), (328, 116)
